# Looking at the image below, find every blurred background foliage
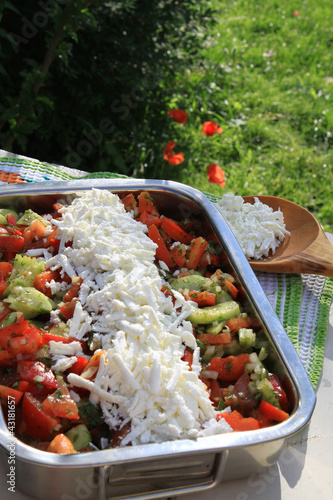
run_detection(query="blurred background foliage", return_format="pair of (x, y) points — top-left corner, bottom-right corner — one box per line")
(0, 0), (215, 176)
(1, 0), (332, 231)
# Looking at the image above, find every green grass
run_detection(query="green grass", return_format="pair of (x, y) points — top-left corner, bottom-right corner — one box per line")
(163, 0), (333, 232)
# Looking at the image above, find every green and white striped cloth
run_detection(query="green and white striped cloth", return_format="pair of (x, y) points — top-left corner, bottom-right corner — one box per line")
(1, 149), (332, 388)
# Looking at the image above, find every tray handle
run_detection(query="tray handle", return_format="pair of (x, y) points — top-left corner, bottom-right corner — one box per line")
(98, 451), (228, 500)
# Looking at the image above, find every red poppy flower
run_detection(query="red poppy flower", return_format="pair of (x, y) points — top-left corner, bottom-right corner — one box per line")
(167, 109), (188, 125)
(293, 10), (300, 16)
(207, 164), (226, 187)
(167, 153), (185, 165)
(163, 141), (184, 165)
(201, 121), (223, 136)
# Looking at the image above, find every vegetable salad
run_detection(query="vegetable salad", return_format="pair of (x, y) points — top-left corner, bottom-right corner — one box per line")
(0, 191), (291, 455)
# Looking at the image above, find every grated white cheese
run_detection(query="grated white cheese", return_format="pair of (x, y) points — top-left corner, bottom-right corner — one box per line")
(47, 189), (230, 445)
(214, 193), (290, 260)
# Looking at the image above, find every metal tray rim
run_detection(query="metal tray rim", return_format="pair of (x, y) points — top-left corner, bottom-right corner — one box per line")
(0, 178), (316, 468)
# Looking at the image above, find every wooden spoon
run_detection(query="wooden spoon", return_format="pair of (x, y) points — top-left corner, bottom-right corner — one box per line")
(241, 196), (333, 278)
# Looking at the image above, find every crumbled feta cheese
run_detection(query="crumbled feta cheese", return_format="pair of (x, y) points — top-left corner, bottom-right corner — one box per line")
(48, 189), (229, 445)
(214, 193), (290, 260)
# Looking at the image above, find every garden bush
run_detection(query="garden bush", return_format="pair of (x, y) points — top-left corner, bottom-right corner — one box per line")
(0, 0), (215, 176)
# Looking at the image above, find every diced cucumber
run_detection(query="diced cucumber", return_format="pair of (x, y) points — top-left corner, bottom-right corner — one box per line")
(171, 274), (208, 292)
(3, 254), (45, 298)
(0, 208), (19, 221)
(4, 286), (55, 319)
(205, 321), (225, 334)
(48, 322), (70, 337)
(257, 378), (280, 408)
(0, 312), (19, 328)
(239, 328), (256, 348)
(188, 300), (241, 325)
(66, 424), (92, 451)
(258, 346), (269, 361)
(16, 209), (48, 226)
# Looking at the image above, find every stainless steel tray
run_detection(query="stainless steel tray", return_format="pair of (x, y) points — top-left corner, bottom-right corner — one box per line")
(0, 179), (316, 500)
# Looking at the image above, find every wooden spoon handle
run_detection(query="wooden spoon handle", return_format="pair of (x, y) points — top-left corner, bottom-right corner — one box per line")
(250, 233), (333, 277)
(298, 234), (333, 278)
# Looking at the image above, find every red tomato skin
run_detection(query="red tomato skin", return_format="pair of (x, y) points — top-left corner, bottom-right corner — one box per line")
(0, 234), (25, 253)
(0, 322), (42, 357)
(0, 349), (16, 366)
(0, 262), (13, 280)
(0, 384), (24, 405)
(67, 356), (89, 375)
(207, 353), (250, 382)
(17, 361), (59, 390)
(42, 387), (79, 420)
(185, 237), (209, 270)
(60, 300), (77, 320)
(22, 393), (61, 441)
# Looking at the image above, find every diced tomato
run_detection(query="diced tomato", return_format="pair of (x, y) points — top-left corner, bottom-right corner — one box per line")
(60, 300), (77, 320)
(64, 278), (83, 302)
(188, 291), (216, 307)
(121, 193), (137, 213)
(185, 237), (208, 270)
(148, 224), (174, 268)
(0, 318), (29, 351)
(258, 400), (289, 422)
(0, 224), (21, 236)
(23, 219), (46, 248)
(0, 276), (8, 297)
(21, 393), (61, 441)
(67, 356), (89, 375)
(217, 411), (260, 431)
(47, 434), (77, 454)
(160, 216), (192, 245)
(0, 234), (25, 253)
(17, 361), (59, 390)
(0, 349), (16, 366)
(223, 280), (238, 299)
(42, 228), (59, 250)
(139, 210), (161, 228)
(137, 191), (159, 216)
(0, 262), (13, 280)
(0, 317), (28, 337)
(0, 384), (24, 405)
(34, 270), (60, 298)
(224, 372), (257, 416)
(207, 353), (250, 382)
(197, 331), (232, 345)
(41, 333), (77, 346)
(0, 321), (42, 357)
(209, 379), (224, 406)
(53, 203), (63, 213)
(161, 285), (174, 300)
(0, 302), (13, 323)
(198, 251), (220, 269)
(3, 250), (16, 261)
(249, 409), (273, 428)
(225, 317), (252, 333)
(182, 348), (193, 369)
(5, 213), (17, 225)
(268, 374), (290, 413)
(16, 379), (54, 398)
(170, 244), (187, 267)
(42, 381), (79, 420)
